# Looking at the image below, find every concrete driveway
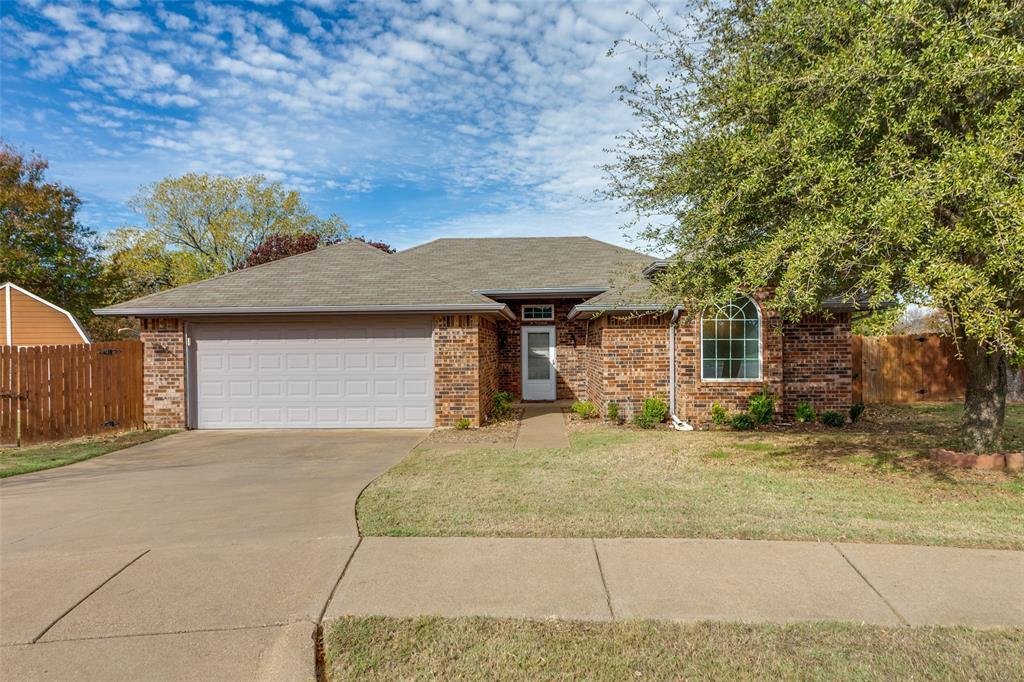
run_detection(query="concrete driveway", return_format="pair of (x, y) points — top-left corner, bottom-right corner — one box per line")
(0, 429), (425, 681)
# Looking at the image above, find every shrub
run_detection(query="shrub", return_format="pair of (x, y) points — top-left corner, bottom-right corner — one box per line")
(794, 401), (816, 423)
(820, 411), (845, 427)
(606, 402), (619, 423)
(454, 417), (472, 430)
(849, 402), (866, 423)
(731, 412), (757, 430)
(492, 391), (515, 420)
(631, 398), (668, 429)
(747, 385), (775, 425)
(571, 401), (597, 419)
(711, 402), (729, 425)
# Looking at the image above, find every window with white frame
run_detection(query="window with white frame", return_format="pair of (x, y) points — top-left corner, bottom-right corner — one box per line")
(522, 304), (554, 321)
(701, 296), (762, 380)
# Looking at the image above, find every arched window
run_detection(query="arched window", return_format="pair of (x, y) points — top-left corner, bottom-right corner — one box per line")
(701, 296), (761, 380)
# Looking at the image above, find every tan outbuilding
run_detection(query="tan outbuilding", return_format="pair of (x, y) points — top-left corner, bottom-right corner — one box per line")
(1, 282), (89, 346)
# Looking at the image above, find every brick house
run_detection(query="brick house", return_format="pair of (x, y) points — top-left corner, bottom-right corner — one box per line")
(96, 237), (857, 430)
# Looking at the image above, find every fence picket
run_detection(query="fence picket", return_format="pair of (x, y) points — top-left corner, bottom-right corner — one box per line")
(0, 341), (144, 445)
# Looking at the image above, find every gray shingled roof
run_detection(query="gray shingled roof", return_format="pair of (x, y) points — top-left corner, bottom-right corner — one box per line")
(96, 240), (507, 316)
(395, 237), (656, 292)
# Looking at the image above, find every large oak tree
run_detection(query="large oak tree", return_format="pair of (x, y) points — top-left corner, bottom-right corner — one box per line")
(609, 0), (1024, 452)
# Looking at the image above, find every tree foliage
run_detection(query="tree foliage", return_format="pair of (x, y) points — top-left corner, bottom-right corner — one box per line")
(609, 0), (1024, 450)
(109, 173), (349, 298)
(234, 232), (339, 270)
(0, 143), (104, 321)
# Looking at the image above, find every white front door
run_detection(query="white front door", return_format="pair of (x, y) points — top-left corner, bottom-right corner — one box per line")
(521, 326), (556, 401)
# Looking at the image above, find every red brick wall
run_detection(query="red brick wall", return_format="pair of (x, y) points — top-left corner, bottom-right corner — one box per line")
(433, 314), (498, 427)
(494, 299), (588, 401)
(478, 317), (500, 421)
(674, 293), (785, 423)
(585, 317), (606, 411)
(782, 313), (852, 414)
(140, 318), (186, 429)
(580, 295), (854, 425)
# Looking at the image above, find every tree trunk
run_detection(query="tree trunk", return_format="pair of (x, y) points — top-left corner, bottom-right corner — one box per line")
(960, 335), (1007, 453)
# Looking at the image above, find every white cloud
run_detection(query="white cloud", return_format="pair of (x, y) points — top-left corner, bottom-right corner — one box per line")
(4, 0), (685, 246)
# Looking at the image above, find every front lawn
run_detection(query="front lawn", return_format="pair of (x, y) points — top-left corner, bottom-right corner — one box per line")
(0, 429), (177, 478)
(357, 404), (1024, 548)
(325, 616), (1024, 681)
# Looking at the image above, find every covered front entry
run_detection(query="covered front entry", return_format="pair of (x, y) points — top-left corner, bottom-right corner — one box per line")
(189, 317), (434, 428)
(521, 325), (556, 400)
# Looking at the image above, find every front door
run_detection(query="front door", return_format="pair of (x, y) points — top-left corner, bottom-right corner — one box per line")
(521, 326), (556, 401)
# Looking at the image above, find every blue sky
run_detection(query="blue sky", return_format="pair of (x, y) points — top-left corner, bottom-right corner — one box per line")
(1, 0), (679, 250)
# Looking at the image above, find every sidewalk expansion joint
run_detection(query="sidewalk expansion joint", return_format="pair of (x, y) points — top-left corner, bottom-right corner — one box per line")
(830, 543), (908, 626)
(27, 622), (288, 645)
(318, 536), (362, 624)
(31, 548), (151, 644)
(591, 539), (616, 621)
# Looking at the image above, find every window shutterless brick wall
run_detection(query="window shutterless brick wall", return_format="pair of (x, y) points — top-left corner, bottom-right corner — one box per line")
(493, 299), (588, 401)
(782, 313), (852, 414)
(433, 314), (499, 427)
(140, 317), (187, 429)
(582, 294), (854, 424)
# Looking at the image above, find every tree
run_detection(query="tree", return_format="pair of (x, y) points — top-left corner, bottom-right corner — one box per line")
(608, 0), (1024, 452)
(116, 173), (348, 285)
(354, 236), (396, 254)
(233, 232), (340, 270)
(0, 143), (104, 321)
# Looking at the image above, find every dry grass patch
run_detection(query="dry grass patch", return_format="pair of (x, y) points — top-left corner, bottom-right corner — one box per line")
(357, 404), (1024, 547)
(0, 429), (177, 478)
(326, 616), (1024, 682)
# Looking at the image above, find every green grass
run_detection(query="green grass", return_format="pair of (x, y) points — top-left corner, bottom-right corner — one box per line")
(325, 616), (1024, 681)
(357, 404), (1024, 548)
(0, 430), (177, 478)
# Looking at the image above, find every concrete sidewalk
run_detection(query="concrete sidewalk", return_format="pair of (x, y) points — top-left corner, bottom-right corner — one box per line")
(326, 537), (1024, 628)
(514, 403), (570, 449)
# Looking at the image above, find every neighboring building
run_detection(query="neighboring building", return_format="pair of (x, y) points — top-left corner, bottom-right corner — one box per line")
(2, 282), (90, 346)
(95, 237), (858, 430)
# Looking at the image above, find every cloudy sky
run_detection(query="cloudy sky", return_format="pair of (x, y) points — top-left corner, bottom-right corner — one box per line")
(2, 0), (681, 250)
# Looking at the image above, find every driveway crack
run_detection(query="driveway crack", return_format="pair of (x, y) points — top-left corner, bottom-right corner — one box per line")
(31, 549), (150, 643)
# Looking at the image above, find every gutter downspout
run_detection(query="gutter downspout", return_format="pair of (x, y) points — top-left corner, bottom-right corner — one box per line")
(668, 307), (693, 431)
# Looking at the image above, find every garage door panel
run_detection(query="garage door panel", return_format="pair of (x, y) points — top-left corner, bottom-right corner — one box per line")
(192, 319), (434, 428)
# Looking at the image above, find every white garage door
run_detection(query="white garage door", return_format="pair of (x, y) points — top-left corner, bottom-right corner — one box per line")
(190, 318), (434, 428)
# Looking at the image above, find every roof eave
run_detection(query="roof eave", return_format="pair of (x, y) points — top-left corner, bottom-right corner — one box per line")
(567, 304), (669, 320)
(474, 287), (608, 299)
(94, 303), (516, 321)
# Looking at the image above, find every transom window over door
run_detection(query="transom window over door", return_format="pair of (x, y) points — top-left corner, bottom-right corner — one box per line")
(701, 296), (762, 380)
(522, 304), (554, 321)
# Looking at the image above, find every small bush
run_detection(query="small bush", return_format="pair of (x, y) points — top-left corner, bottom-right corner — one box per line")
(849, 402), (866, 423)
(454, 417), (472, 430)
(571, 401), (597, 419)
(748, 385), (775, 425)
(820, 411), (845, 427)
(492, 391), (515, 420)
(633, 397), (669, 428)
(710, 402), (729, 425)
(794, 401), (816, 423)
(606, 402), (619, 423)
(731, 412), (757, 430)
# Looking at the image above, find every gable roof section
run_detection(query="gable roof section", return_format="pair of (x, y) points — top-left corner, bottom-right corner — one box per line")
(395, 237), (656, 293)
(95, 240), (511, 317)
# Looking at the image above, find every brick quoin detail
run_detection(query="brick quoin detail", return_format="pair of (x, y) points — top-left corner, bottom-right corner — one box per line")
(140, 317), (186, 429)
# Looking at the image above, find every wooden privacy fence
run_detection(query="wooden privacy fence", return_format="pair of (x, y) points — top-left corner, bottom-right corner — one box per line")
(853, 334), (968, 404)
(0, 341), (144, 446)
